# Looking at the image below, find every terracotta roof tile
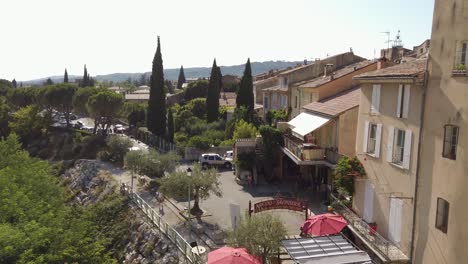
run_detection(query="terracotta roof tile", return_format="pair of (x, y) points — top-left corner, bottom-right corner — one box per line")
(353, 59), (427, 79)
(302, 87), (360, 117)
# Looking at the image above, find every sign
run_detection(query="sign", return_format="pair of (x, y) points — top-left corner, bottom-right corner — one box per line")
(253, 199), (305, 213)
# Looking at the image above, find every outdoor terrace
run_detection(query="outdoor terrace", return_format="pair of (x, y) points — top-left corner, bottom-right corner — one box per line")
(282, 136), (342, 167)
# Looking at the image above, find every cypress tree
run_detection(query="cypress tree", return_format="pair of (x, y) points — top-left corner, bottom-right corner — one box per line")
(81, 65), (88, 87)
(177, 65), (186, 90)
(167, 108), (174, 142)
(147, 36), (166, 136)
(64, 68), (69, 83)
(236, 58), (254, 120)
(12, 79), (17, 88)
(206, 59), (220, 122)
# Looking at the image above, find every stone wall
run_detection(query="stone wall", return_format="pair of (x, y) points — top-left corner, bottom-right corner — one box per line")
(184, 146), (232, 161)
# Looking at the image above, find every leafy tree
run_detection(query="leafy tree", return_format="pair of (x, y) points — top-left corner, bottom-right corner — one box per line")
(44, 84), (77, 127)
(44, 77), (54, 86)
(0, 79), (13, 96)
(184, 80), (208, 101)
(187, 98), (207, 119)
(106, 135), (132, 163)
(177, 65), (186, 90)
(12, 78), (17, 88)
(8, 105), (45, 142)
(233, 120), (257, 140)
(236, 58), (254, 121)
(0, 96), (10, 137)
(165, 79), (174, 94)
(126, 150), (179, 178)
(72, 86), (100, 115)
(87, 90), (124, 134)
(147, 36), (166, 136)
(64, 68), (69, 83)
(124, 149), (146, 191)
(206, 59), (220, 122)
(167, 108), (174, 142)
(124, 102), (146, 128)
(8, 87), (39, 108)
(266, 108), (288, 126)
(227, 213), (287, 263)
(158, 164), (221, 216)
(258, 125), (283, 180)
(187, 135), (211, 150)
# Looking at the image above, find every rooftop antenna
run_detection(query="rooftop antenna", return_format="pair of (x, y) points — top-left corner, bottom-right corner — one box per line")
(392, 30), (403, 48)
(381, 31), (391, 49)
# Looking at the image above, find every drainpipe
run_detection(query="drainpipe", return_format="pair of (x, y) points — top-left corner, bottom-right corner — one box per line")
(409, 55), (430, 262)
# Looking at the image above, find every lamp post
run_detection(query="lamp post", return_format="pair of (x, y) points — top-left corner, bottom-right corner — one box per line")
(187, 167), (192, 219)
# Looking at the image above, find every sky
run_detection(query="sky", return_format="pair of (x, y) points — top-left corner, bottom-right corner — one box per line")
(0, 0), (435, 81)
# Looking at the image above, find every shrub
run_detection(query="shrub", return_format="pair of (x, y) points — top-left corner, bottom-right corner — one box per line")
(76, 135), (107, 159)
(97, 150), (111, 161)
(106, 135), (132, 164)
(219, 139), (235, 147)
(186, 98), (206, 119)
(233, 120), (258, 140)
(187, 136), (211, 150)
(183, 80), (208, 101)
(236, 151), (256, 170)
(202, 130), (225, 146)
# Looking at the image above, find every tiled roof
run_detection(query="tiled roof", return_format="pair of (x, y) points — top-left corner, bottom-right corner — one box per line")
(125, 94), (149, 100)
(302, 87), (360, 117)
(297, 61), (376, 88)
(263, 85), (288, 92)
(353, 59), (427, 80)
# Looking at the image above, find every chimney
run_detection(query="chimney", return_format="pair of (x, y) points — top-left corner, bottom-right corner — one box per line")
(324, 64), (334, 77)
(377, 57), (388, 70)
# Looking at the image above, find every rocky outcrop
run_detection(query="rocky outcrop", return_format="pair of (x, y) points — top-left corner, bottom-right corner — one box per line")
(61, 159), (180, 264)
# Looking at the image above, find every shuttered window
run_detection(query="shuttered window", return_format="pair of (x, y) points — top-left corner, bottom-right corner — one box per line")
(397, 85), (411, 118)
(370, 84), (381, 114)
(442, 125), (459, 160)
(387, 127), (412, 169)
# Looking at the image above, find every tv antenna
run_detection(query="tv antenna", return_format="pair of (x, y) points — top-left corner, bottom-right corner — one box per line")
(381, 31), (391, 49)
(392, 30), (403, 48)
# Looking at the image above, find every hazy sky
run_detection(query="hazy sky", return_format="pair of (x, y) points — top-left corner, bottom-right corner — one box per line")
(1, 0), (434, 81)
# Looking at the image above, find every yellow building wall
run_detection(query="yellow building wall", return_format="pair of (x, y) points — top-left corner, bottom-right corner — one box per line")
(413, 1), (468, 263)
(338, 107), (359, 157)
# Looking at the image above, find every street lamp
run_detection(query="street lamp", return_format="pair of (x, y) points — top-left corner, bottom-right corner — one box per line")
(187, 167), (192, 219)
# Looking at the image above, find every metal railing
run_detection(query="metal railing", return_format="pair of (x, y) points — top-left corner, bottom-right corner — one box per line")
(122, 184), (202, 263)
(330, 193), (408, 262)
(284, 136), (342, 164)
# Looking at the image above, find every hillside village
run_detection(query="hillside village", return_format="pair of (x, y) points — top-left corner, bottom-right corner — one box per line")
(1, 0), (467, 264)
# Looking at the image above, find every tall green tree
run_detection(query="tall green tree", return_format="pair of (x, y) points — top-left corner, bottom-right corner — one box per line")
(64, 68), (69, 83)
(80, 64), (89, 87)
(147, 36), (166, 136)
(44, 78), (54, 86)
(158, 164), (221, 216)
(87, 90), (124, 134)
(236, 58), (254, 121)
(72, 86), (99, 115)
(167, 108), (174, 142)
(206, 59), (221, 122)
(44, 84), (77, 127)
(12, 78), (17, 88)
(177, 65), (186, 90)
(227, 213), (287, 263)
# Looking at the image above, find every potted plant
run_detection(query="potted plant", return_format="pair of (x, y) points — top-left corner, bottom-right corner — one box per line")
(453, 64), (467, 76)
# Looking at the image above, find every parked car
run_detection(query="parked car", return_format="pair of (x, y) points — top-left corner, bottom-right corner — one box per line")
(199, 153), (232, 169)
(224, 150), (233, 161)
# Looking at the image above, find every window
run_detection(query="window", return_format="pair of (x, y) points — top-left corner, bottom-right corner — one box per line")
(397, 84), (410, 118)
(443, 125), (459, 160)
(435, 198), (449, 233)
(264, 97), (269, 109)
(387, 127), (412, 169)
(215, 155), (222, 161)
(208, 155), (214, 160)
(393, 129), (405, 164)
(367, 124), (377, 153)
(363, 122), (382, 157)
(461, 42), (467, 66)
(282, 77), (288, 88)
(272, 93), (277, 105)
(295, 96), (298, 108)
(370, 84), (381, 114)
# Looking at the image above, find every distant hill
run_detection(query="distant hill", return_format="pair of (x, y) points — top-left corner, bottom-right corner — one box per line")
(22, 60), (303, 85)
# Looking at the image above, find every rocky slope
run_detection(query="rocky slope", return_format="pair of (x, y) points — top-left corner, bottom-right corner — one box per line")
(61, 159), (180, 264)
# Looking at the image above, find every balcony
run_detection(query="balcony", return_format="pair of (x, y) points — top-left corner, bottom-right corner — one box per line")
(330, 193), (410, 263)
(282, 136), (342, 166)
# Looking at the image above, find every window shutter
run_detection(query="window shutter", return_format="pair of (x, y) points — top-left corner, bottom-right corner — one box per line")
(397, 85), (403, 117)
(375, 123), (382, 158)
(403, 130), (412, 169)
(371, 85), (381, 114)
(363, 121), (369, 153)
(402, 85), (411, 118)
(386, 126), (395, 162)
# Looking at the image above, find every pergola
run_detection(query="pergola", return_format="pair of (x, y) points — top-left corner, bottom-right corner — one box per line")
(281, 234), (372, 264)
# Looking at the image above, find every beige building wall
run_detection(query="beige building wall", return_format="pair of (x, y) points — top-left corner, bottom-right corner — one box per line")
(290, 63), (377, 118)
(337, 107), (359, 157)
(355, 80), (423, 256)
(413, 0), (468, 263)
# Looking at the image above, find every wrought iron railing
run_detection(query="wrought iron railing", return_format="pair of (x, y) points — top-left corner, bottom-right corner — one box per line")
(330, 193), (408, 262)
(283, 136), (342, 164)
(122, 184), (202, 263)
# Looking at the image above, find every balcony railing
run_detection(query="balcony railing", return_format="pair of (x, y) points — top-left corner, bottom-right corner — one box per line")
(330, 193), (409, 262)
(283, 136), (343, 164)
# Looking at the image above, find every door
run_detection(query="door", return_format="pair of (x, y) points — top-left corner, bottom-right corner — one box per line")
(363, 180), (375, 223)
(388, 197), (403, 245)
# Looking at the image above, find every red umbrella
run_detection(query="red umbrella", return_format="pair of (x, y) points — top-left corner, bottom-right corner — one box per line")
(208, 247), (261, 264)
(301, 213), (347, 236)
